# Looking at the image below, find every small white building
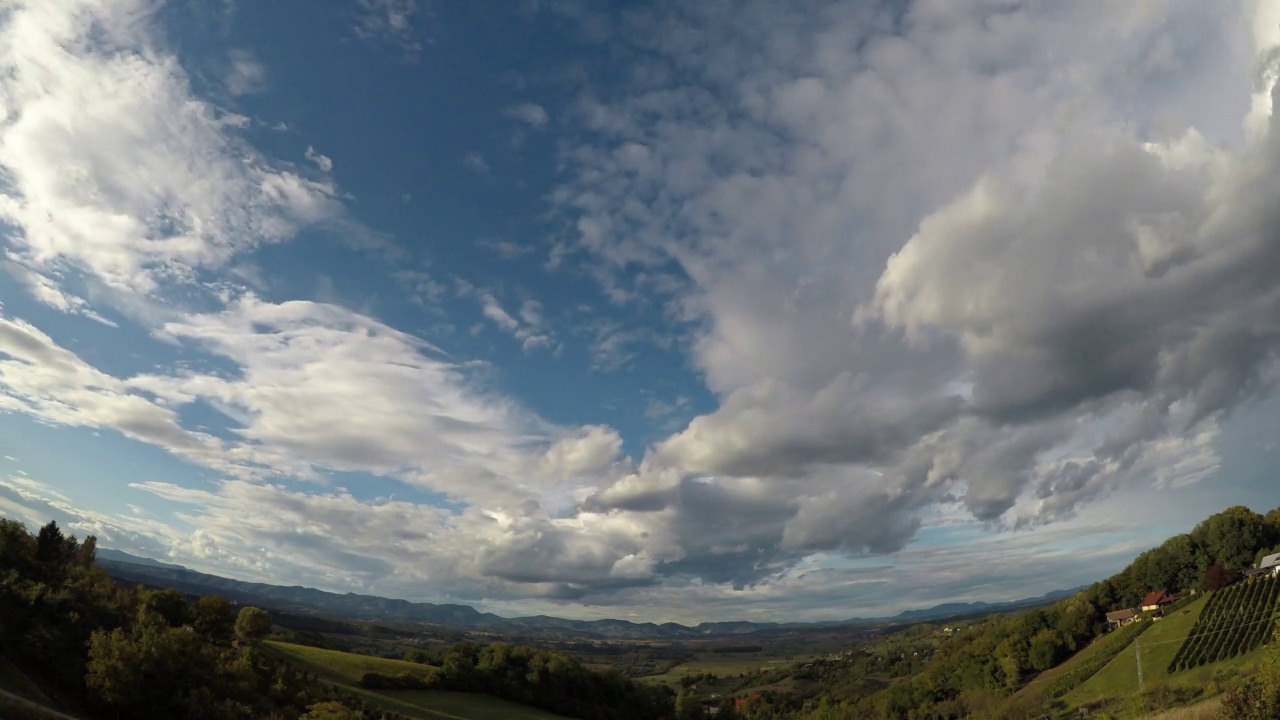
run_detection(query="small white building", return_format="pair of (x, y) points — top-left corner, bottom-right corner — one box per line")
(1246, 552), (1280, 579)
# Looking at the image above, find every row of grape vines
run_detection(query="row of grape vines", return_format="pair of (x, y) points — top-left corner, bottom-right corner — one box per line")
(1168, 575), (1280, 672)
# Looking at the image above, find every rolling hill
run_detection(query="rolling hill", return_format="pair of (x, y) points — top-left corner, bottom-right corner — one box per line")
(96, 551), (1080, 639)
(262, 642), (573, 720)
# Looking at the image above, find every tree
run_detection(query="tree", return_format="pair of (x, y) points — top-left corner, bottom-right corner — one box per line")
(0, 518), (36, 573)
(1028, 628), (1063, 671)
(192, 595), (236, 642)
(75, 534), (97, 567)
(675, 690), (704, 720)
(715, 697), (740, 720)
(1204, 564), (1238, 592)
(34, 520), (73, 565)
(140, 588), (191, 627)
(300, 701), (362, 719)
(86, 607), (211, 718)
(405, 649), (433, 664)
(234, 606), (272, 643)
(1192, 506), (1269, 572)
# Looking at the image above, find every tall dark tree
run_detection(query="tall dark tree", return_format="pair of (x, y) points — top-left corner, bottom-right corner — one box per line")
(34, 520), (73, 564)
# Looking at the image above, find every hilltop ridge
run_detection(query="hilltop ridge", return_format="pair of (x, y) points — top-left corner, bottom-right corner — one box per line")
(96, 549), (1080, 639)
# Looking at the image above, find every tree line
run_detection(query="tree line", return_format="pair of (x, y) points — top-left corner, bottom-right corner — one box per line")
(386, 641), (674, 719)
(0, 518), (373, 720)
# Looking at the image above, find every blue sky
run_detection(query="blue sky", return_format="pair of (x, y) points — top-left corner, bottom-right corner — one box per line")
(1, 0), (1280, 622)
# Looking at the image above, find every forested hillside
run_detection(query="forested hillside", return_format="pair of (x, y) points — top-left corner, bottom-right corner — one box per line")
(5, 506), (1280, 719)
(714, 505), (1280, 719)
(0, 517), (672, 720)
(0, 518), (376, 718)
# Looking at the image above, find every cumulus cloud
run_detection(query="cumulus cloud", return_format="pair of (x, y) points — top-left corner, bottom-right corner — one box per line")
(549, 0), (1280, 575)
(540, 426), (625, 480)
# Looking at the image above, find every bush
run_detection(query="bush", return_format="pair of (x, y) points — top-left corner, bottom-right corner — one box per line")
(358, 671), (431, 690)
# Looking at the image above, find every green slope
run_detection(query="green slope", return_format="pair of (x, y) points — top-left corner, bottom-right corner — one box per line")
(1015, 619), (1149, 700)
(264, 641), (438, 686)
(263, 641), (571, 720)
(1062, 591), (1278, 719)
(1066, 597), (1205, 702)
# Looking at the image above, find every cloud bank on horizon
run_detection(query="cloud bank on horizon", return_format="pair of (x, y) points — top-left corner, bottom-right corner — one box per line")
(0, 0), (1279, 621)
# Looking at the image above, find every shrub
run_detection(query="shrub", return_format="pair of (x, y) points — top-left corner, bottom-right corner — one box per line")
(358, 672), (431, 690)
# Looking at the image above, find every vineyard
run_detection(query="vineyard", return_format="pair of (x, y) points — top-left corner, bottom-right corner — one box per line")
(1168, 575), (1280, 672)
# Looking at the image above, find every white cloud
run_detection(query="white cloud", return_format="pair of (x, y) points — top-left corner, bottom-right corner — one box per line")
(540, 425), (625, 480)
(4, 261), (117, 326)
(128, 296), (554, 499)
(505, 102), (549, 129)
(225, 48), (267, 96)
(469, 289), (555, 353)
(0, 311), (227, 467)
(0, 0), (347, 305)
(354, 0), (420, 51)
(305, 145), (334, 172)
(3, 0), (1280, 618)
(551, 0), (1280, 561)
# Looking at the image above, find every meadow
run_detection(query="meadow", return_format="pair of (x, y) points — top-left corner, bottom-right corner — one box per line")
(263, 642), (573, 720)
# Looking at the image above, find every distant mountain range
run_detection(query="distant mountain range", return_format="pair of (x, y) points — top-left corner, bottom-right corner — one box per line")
(96, 549), (1082, 639)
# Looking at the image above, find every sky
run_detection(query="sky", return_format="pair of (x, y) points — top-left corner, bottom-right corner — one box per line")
(1, 0), (1279, 624)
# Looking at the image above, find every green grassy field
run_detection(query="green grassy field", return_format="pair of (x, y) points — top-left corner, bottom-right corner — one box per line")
(263, 641), (571, 720)
(1014, 620), (1145, 700)
(265, 641), (438, 685)
(1061, 593), (1278, 718)
(637, 652), (813, 687)
(1066, 597), (1206, 702)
